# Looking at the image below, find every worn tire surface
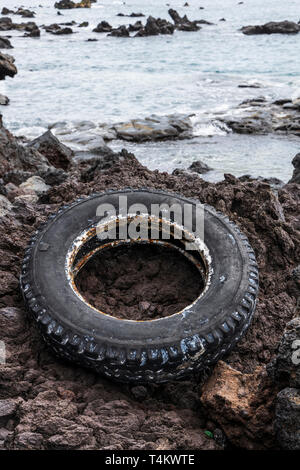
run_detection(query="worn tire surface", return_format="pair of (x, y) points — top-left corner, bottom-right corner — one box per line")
(20, 188), (259, 383)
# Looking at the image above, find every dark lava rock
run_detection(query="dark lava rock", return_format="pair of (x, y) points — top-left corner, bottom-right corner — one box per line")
(108, 26), (130, 37)
(0, 117), (58, 180)
(0, 52), (17, 80)
(288, 153), (300, 184)
(135, 16), (174, 36)
(28, 130), (73, 171)
(168, 8), (200, 31)
(0, 93), (9, 105)
(0, 36), (13, 49)
(112, 114), (193, 141)
(49, 26), (73, 35)
(0, 118), (299, 450)
(130, 386), (148, 401)
(128, 21), (143, 33)
(275, 388), (300, 449)
(188, 160), (212, 174)
(55, 0), (91, 9)
(1, 7), (35, 18)
(117, 12), (145, 18)
(93, 21), (112, 33)
(241, 21), (300, 35)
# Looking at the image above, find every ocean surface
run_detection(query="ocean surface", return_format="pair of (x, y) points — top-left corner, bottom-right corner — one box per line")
(0, 0), (299, 181)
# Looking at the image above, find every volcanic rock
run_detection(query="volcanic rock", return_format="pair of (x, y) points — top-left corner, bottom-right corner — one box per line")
(0, 94), (9, 105)
(111, 114), (193, 141)
(0, 52), (17, 79)
(0, 36), (13, 49)
(241, 21), (300, 35)
(93, 21), (112, 33)
(275, 388), (300, 449)
(168, 9), (200, 31)
(288, 153), (300, 184)
(28, 130), (73, 170)
(108, 26), (130, 37)
(55, 0), (91, 9)
(188, 160), (212, 174)
(201, 361), (277, 449)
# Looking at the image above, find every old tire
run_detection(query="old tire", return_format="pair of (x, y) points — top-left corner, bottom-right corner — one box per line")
(20, 188), (259, 383)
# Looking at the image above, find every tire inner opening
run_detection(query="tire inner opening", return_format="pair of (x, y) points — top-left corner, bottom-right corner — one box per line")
(74, 241), (206, 321)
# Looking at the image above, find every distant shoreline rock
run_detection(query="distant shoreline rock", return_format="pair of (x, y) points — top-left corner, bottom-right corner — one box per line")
(241, 20), (300, 35)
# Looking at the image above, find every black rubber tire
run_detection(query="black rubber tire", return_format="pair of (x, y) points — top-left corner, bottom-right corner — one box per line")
(20, 188), (259, 383)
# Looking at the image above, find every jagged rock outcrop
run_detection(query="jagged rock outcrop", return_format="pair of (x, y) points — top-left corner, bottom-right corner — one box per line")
(241, 21), (300, 35)
(289, 153), (300, 184)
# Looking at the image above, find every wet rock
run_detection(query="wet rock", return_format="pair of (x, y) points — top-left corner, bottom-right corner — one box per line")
(14, 432), (44, 449)
(112, 114), (193, 141)
(0, 94), (9, 105)
(108, 26), (130, 37)
(78, 21), (89, 27)
(275, 388), (300, 449)
(135, 16), (174, 36)
(48, 25), (73, 35)
(2, 8), (35, 18)
(0, 52), (17, 80)
(93, 21), (112, 33)
(59, 131), (111, 157)
(0, 122), (299, 450)
(168, 9), (200, 32)
(24, 23), (40, 38)
(1, 8), (13, 15)
(188, 160), (212, 174)
(0, 17), (13, 31)
(28, 130), (73, 170)
(19, 176), (50, 196)
(241, 21), (300, 35)
(117, 13), (145, 18)
(0, 428), (13, 448)
(128, 21), (143, 33)
(0, 36), (13, 49)
(288, 153), (300, 184)
(0, 195), (12, 217)
(268, 318), (300, 388)
(201, 361), (277, 449)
